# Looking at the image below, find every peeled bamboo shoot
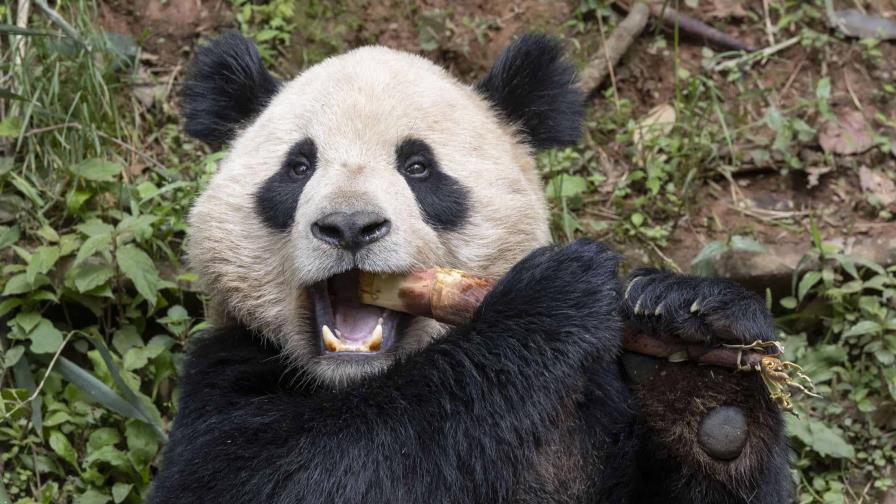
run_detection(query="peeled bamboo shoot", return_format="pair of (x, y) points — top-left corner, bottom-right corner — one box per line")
(359, 268), (778, 371)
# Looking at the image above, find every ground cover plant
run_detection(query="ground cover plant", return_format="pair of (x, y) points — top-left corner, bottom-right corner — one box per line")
(0, 1), (894, 502)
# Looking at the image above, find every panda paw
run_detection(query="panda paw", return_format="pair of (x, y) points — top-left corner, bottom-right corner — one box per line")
(621, 268), (776, 344)
(478, 239), (621, 337)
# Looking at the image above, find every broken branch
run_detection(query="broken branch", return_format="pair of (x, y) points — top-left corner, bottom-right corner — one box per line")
(615, 1), (754, 52)
(578, 2), (650, 96)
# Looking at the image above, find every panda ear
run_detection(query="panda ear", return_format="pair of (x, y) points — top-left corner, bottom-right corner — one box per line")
(181, 32), (281, 146)
(475, 33), (584, 151)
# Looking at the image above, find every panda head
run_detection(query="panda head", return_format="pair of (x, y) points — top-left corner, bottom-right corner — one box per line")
(183, 32), (584, 386)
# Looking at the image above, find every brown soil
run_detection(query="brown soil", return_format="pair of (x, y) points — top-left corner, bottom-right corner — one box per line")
(97, 0), (230, 66)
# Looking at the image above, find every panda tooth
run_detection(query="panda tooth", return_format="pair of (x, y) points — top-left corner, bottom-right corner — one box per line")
(322, 325), (341, 352)
(367, 323), (383, 352)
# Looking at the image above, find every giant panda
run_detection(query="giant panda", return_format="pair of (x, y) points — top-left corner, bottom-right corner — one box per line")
(148, 32), (792, 503)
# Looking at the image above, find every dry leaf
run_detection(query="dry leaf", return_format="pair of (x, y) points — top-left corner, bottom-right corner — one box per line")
(706, 0), (749, 19)
(595, 146), (624, 194)
(858, 166), (896, 208)
(633, 104), (676, 156)
(818, 109), (874, 155)
(806, 166), (834, 189)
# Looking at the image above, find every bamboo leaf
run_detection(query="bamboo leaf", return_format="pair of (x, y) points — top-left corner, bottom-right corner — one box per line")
(88, 336), (168, 443)
(0, 89), (27, 102)
(0, 23), (55, 36)
(53, 356), (146, 421)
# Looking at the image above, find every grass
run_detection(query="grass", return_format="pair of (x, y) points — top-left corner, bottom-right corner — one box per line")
(1, 1), (895, 503)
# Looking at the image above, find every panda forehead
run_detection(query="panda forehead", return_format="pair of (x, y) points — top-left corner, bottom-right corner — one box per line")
(254, 47), (502, 150)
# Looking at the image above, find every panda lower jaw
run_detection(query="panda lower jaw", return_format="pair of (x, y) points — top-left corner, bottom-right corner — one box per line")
(308, 270), (402, 356)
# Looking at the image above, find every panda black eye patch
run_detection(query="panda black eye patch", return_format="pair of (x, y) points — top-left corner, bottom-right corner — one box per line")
(255, 138), (318, 232)
(395, 138), (470, 232)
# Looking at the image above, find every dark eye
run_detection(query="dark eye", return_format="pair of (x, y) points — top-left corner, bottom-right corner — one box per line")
(402, 160), (430, 178)
(289, 158), (312, 178)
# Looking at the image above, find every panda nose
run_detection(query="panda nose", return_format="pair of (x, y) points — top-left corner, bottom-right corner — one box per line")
(311, 211), (392, 251)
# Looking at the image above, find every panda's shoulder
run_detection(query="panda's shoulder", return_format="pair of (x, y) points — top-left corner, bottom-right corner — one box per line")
(179, 326), (289, 394)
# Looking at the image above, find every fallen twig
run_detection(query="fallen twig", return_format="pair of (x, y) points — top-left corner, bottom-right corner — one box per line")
(616, 1), (754, 52)
(578, 2), (650, 96)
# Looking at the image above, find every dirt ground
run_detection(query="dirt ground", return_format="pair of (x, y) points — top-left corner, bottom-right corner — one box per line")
(96, 0), (896, 279)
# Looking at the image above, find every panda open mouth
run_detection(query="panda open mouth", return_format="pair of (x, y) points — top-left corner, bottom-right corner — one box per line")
(308, 270), (401, 354)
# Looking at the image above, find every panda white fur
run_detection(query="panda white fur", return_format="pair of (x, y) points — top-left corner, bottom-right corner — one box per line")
(149, 32), (791, 503)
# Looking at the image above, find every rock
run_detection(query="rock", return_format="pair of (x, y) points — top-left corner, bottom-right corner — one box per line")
(714, 233), (896, 294)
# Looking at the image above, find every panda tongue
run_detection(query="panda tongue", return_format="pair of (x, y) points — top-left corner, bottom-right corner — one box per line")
(329, 271), (381, 342)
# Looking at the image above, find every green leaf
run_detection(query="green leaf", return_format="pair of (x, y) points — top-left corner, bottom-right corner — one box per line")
(112, 325), (143, 354)
(29, 319), (64, 354)
(123, 347), (151, 371)
(730, 235), (766, 253)
(808, 420), (855, 459)
(126, 420), (160, 465)
(816, 77), (831, 101)
(75, 489), (111, 504)
(0, 116), (22, 138)
(3, 345), (25, 368)
(71, 263), (115, 293)
(11, 357), (41, 436)
(49, 430), (78, 468)
(0, 476), (9, 504)
(798, 271), (822, 301)
(67, 189), (94, 213)
(0, 300), (21, 319)
(691, 240), (727, 277)
(76, 219), (115, 237)
(780, 296), (798, 309)
(112, 483), (133, 504)
(115, 244), (162, 305)
(14, 311), (42, 333)
(84, 445), (129, 469)
(117, 214), (157, 242)
(43, 410), (73, 427)
(25, 245), (60, 283)
(843, 320), (882, 338)
(74, 234), (112, 266)
(87, 427), (121, 452)
(69, 158), (122, 182)
(10, 172), (44, 207)
(0, 225), (19, 250)
(545, 175), (588, 199)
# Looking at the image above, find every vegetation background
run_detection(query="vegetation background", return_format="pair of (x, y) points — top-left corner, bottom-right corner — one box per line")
(0, 0), (894, 502)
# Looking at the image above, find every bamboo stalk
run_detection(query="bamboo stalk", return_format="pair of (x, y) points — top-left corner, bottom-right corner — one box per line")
(359, 268), (778, 370)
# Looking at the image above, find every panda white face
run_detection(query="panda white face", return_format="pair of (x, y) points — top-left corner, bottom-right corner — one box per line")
(182, 33), (583, 386)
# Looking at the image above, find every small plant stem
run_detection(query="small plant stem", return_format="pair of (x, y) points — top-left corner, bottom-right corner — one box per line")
(1, 331), (74, 422)
(32, 0), (85, 47)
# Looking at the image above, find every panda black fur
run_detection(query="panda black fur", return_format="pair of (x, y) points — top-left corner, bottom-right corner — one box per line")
(149, 32), (791, 503)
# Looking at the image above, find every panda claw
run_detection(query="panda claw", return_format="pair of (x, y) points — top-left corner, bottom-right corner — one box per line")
(690, 298), (702, 313)
(624, 276), (643, 302)
(634, 295), (645, 315)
